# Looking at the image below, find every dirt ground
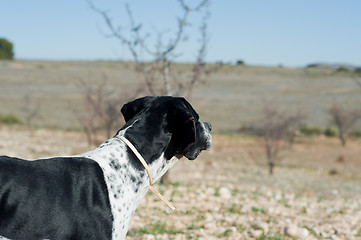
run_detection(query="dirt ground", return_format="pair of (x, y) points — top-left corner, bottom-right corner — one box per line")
(1, 126), (360, 240)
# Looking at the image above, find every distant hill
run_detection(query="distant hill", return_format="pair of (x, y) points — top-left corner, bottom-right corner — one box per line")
(0, 60), (361, 133)
(305, 63), (361, 72)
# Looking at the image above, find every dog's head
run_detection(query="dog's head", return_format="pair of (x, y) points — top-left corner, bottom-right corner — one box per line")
(120, 96), (212, 160)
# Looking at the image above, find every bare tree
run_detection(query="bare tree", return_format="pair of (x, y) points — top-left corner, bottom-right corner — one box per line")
(261, 106), (305, 175)
(21, 94), (41, 127)
(328, 103), (361, 146)
(87, 0), (211, 97)
(352, 74), (361, 88)
(87, 0), (213, 184)
(354, 77), (361, 88)
(75, 76), (138, 146)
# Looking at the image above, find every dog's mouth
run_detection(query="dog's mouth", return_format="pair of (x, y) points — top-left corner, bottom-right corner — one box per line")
(184, 149), (201, 160)
(184, 142), (211, 160)
(175, 149), (202, 160)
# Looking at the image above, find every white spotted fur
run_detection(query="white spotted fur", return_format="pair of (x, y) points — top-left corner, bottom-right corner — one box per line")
(81, 124), (178, 239)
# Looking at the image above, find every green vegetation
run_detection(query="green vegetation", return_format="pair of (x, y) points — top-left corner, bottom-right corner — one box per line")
(352, 129), (361, 138)
(303, 226), (318, 238)
(218, 229), (233, 238)
(324, 126), (337, 137)
(127, 221), (183, 237)
(251, 223), (263, 230)
(299, 125), (323, 136)
(299, 125), (339, 137)
(251, 206), (267, 214)
(186, 223), (204, 230)
(0, 113), (22, 125)
(227, 203), (241, 214)
(256, 232), (286, 240)
(0, 38), (14, 60)
(356, 228), (361, 237)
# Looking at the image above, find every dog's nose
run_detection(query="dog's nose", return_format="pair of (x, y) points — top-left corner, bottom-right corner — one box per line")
(205, 122), (212, 131)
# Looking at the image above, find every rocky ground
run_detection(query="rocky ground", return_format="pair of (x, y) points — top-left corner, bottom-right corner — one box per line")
(1, 126), (360, 239)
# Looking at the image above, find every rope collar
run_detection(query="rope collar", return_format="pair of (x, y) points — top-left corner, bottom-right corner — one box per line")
(117, 135), (176, 211)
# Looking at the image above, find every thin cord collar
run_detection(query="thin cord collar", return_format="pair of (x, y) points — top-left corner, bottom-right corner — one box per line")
(117, 135), (176, 211)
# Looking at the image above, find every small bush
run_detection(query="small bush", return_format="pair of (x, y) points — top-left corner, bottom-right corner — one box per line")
(351, 129), (361, 138)
(299, 125), (323, 136)
(236, 59), (245, 66)
(329, 169), (338, 175)
(0, 38), (14, 60)
(305, 63), (319, 68)
(324, 126), (337, 137)
(335, 67), (352, 73)
(354, 67), (361, 75)
(337, 155), (344, 162)
(0, 113), (23, 125)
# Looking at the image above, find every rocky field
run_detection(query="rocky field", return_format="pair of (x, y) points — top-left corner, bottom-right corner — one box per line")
(1, 126), (360, 240)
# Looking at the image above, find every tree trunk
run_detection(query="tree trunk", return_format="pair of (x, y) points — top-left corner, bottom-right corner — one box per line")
(268, 162), (274, 175)
(162, 58), (171, 95)
(340, 133), (346, 146)
(160, 170), (170, 185)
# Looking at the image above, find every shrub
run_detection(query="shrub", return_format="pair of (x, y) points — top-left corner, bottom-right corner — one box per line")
(335, 67), (351, 73)
(351, 129), (361, 138)
(299, 125), (323, 136)
(329, 169), (338, 175)
(0, 38), (14, 60)
(236, 59), (245, 65)
(324, 126), (337, 137)
(305, 63), (319, 68)
(0, 113), (23, 125)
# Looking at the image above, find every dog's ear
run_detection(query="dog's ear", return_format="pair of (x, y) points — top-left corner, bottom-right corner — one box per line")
(168, 99), (199, 154)
(121, 96), (153, 122)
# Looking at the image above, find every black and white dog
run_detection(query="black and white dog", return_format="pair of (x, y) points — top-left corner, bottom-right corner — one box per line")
(0, 96), (212, 240)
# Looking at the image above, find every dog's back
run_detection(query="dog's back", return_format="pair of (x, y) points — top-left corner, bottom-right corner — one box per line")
(0, 156), (113, 240)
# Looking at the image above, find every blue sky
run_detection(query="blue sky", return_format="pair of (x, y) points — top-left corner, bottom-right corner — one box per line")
(1, 0), (360, 67)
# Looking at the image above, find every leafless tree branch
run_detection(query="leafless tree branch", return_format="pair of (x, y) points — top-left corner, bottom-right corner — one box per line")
(261, 105), (306, 175)
(21, 94), (42, 127)
(352, 75), (361, 88)
(74, 75), (128, 145)
(87, 0), (212, 97)
(328, 102), (361, 146)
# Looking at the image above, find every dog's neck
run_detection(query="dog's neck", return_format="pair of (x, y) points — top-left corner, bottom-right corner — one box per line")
(115, 122), (178, 182)
(81, 127), (178, 239)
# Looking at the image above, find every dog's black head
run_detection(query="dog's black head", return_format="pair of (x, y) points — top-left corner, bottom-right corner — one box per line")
(120, 96), (212, 161)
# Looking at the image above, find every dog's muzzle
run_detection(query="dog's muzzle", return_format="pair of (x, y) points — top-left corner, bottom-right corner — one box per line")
(184, 121), (212, 160)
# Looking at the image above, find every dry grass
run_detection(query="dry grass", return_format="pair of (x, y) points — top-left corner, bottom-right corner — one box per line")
(1, 60), (361, 133)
